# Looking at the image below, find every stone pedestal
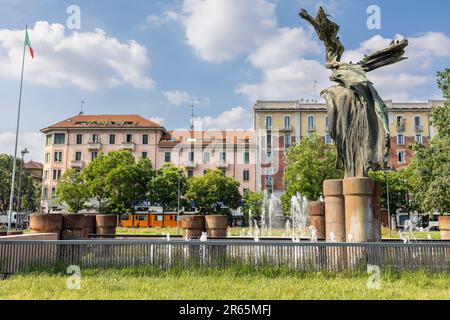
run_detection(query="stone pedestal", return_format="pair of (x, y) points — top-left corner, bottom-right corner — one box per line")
(323, 179), (346, 242)
(308, 201), (325, 240)
(372, 181), (382, 242)
(343, 177), (375, 242)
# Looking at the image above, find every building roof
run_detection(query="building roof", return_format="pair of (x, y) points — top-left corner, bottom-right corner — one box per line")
(41, 114), (165, 132)
(24, 161), (43, 170)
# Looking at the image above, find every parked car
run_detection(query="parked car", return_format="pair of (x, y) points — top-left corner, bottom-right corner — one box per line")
(422, 213), (440, 231)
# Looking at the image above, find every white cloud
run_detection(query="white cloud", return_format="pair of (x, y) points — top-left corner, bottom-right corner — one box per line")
(146, 11), (180, 27)
(162, 90), (191, 106)
(149, 117), (165, 126)
(181, 0), (277, 63)
(0, 132), (44, 162)
(194, 107), (252, 130)
(0, 21), (155, 91)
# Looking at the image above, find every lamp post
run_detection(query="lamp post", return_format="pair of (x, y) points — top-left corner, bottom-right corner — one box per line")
(16, 148), (29, 230)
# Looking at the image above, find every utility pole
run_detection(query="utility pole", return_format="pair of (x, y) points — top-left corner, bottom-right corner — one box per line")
(189, 98), (199, 131)
(79, 101), (85, 115)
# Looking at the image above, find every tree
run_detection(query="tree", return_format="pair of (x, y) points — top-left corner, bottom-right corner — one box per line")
(281, 134), (343, 213)
(83, 150), (153, 214)
(185, 169), (242, 215)
(56, 169), (91, 213)
(409, 69), (450, 215)
(149, 164), (187, 213)
(242, 190), (264, 223)
(0, 154), (39, 214)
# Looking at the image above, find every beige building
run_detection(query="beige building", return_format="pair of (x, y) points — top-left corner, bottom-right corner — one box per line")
(40, 114), (256, 212)
(253, 99), (444, 196)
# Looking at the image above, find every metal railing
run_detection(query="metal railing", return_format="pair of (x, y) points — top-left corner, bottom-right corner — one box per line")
(0, 240), (449, 275)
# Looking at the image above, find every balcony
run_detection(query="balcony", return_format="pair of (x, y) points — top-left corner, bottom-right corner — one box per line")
(414, 125), (423, 132)
(87, 142), (102, 150)
(70, 160), (85, 169)
(121, 142), (136, 151)
(307, 126), (315, 133)
(396, 123), (406, 132)
(184, 161), (197, 169)
(216, 160), (229, 169)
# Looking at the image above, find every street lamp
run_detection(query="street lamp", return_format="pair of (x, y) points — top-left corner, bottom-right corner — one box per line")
(16, 148), (29, 230)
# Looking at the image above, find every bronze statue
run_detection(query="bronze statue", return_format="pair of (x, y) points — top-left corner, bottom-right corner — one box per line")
(300, 7), (408, 177)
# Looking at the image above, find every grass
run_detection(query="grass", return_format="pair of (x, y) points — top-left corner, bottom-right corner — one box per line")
(115, 227), (441, 240)
(0, 267), (449, 300)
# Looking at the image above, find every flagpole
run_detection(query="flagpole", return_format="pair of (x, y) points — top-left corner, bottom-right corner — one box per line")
(7, 25), (28, 231)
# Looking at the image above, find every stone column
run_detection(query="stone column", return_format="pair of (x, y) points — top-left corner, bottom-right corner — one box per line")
(308, 201), (325, 240)
(372, 181), (382, 242)
(323, 179), (346, 242)
(343, 177), (375, 242)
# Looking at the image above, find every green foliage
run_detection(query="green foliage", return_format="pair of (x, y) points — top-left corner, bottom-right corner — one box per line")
(56, 169), (91, 213)
(242, 190), (264, 221)
(185, 169), (242, 215)
(0, 154), (40, 214)
(408, 69), (450, 215)
(83, 150), (153, 214)
(281, 135), (343, 213)
(149, 164), (187, 212)
(369, 169), (414, 215)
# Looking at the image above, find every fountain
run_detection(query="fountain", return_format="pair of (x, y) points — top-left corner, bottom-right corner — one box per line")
(200, 232), (208, 242)
(309, 225), (318, 243)
(166, 234), (171, 242)
(290, 193), (309, 238)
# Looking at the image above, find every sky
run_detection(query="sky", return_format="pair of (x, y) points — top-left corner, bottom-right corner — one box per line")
(0, 0), (449, 161)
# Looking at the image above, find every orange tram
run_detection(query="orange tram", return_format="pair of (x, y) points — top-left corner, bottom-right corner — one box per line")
(119, 211), (181, 228)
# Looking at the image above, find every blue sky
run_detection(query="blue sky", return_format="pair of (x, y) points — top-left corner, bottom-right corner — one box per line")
(0, 0), (449, 160)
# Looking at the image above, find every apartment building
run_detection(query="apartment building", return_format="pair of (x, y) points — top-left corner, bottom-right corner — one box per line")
(40, 114), (256, 212)
(253, 99), (444, 196)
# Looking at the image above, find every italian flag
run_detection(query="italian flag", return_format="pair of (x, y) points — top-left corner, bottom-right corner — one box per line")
(25, 30), (34, 59)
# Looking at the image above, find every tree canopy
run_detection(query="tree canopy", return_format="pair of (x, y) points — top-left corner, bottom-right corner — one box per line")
(149, 163), (187, 212)
(56, 169), (91, 213)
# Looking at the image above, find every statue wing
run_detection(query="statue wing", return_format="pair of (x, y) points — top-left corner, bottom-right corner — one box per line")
(299, 7), (345, 65)
(360, 39), (408, 72)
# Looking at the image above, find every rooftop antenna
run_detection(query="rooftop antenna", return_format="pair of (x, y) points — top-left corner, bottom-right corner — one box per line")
(79, 101), (85, 115)
(189, 97), (199, 131)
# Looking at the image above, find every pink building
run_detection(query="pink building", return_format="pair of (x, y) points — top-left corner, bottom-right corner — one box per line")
(40, 114), (256, 212)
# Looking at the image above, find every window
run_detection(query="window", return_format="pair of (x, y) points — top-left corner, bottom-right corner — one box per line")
(53, 169), (62, 181)
(415, 133), (423, 144)
(397, 134), (405, 145)
(45, 153), (50, 163)
(307, 116), (315, 131)
(325, 116), (329, 131)
(142, 134), (149, 145)
(43, 187), (48, 199)
(51, 188), (56, 199)
(243, 170), (250, 181)
(266, 133), (272, 149)
(54, 151), (63, 163)
(244, 152), (250, 164)
(92, 134), (99, 143)
(284, 133), (291, 148)
(325, 133), (332, 145)
(189, 151), (195, 162)
(54, 133), (65, 145)
(220, 152), (226, 162)
(46, 134), (52, 146)
(265, 116), (272, 130)
(203, 152), (210, 164)
(142, 152), (148, 159)
(75, 152), (82, 161)
(398, 151), (406, 164)
(414, 116), (422, 130)
(396, 116), (403, 125)
(266, 151), (272, 163)
(44, 170), (49, 180)
(265, 176), (273, 188)
(165, 152), (171, 163)
(126, 134), (133, 143)
(91, 151), (98, 161)
(109, 134), (116, 145)
(284, 116), (291, 129)
(76, 134), (83, 145)
(187, 170), (194, 178)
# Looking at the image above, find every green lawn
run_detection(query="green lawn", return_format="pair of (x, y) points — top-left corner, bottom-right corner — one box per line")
(0, 268), (449, 300)
(115, 227), (441, 240)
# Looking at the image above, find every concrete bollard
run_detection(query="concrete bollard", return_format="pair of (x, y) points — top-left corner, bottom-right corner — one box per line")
(324, 179), (346, 242)
(343, 177), (375, 242)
